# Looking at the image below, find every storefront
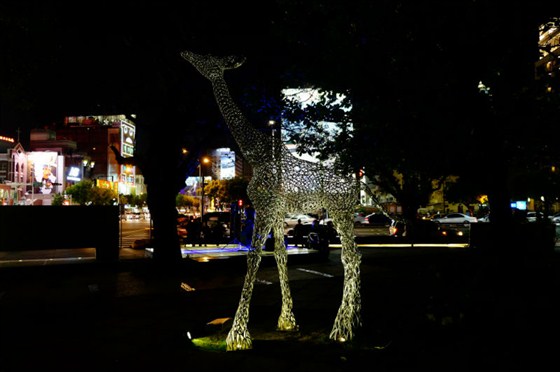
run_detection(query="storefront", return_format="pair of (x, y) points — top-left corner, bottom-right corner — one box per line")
(0, 184), (12, 205)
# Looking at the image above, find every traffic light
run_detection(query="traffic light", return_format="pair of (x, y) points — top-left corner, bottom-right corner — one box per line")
(238, 199), (243, 207)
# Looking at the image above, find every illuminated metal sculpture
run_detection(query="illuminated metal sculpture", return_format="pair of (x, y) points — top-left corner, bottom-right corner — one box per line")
(181, 50), (362, 351)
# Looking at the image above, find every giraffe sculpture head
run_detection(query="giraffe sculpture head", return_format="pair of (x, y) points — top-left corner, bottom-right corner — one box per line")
(181, 50), (246, 81)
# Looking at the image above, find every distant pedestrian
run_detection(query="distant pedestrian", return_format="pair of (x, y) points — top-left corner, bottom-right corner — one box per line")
(325, 220), (337, 242)
(293, 219), (305, 247)
(308, 219), (322, 248)
(240, 204), (256, 247)
(308, 219), (330, 260)
(212, 222), (227, 243)
(201, 221), (211, 246)
(187, 217), (202, 247)
(245, 204), (255, 223)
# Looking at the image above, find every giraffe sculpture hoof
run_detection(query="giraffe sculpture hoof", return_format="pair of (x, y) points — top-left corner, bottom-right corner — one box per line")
(277, 321), (299, 332)
(329, 330), (350, 343)
(277, 313), (298, 331)
(329, 316), (360, 344)
(226, 330), (253, 351)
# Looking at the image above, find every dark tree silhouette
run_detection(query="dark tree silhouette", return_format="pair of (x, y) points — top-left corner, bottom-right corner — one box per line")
(3, 1), (560, 263)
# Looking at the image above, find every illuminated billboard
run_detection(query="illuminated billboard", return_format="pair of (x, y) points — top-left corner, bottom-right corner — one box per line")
(67, 166), (82, 182)
(217, 148), (235, 180)
(28, 151), (63, 194)
(120, 120), (135, 157)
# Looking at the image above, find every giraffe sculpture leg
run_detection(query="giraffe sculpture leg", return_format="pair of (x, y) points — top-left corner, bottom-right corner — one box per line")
(272, 223), (298, 331)
(225, 217), (269, 351)
(329, 211), (362, 342)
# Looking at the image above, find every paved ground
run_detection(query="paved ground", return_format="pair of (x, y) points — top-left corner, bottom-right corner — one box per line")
(1, 243), (559, 371)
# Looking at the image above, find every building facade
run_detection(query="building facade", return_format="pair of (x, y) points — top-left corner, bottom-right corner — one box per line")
(0, 114), (144, 205)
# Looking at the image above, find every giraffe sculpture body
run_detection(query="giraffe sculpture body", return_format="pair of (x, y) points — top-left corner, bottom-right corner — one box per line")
(181, 50), (362, 351)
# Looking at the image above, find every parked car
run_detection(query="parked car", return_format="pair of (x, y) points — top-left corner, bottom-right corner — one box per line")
(365, 213), (394, 227)
(123, 211), (142, 220)
(284, 213), (315, 228)
(551, 216), (560, 225)
(478, 213), (490, 222)
(353, 213), (368, 225)
(177, 225), (188, 240)
(526, 211), (544, 222)
(389, 219), (406, 237)
(432, 212), (477, 224)
(204, 212), (232, 238)
(549, 212), (560, 225)
(203, 211), (232, 225)
(286, 222), (338, 249)
(391, 219), (467, 242)
(177, 212), (233, 243)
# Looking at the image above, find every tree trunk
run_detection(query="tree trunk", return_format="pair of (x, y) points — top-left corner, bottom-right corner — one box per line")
(133, 114), (185, 268)
(146, 182), (183, 265)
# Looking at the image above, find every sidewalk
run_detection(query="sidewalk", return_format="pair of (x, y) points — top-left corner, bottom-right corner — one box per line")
(1, 243), (559, 371)
(0, 248), (366, 372)
(0, 236), (471, 268)
(0, 243), (316, 268)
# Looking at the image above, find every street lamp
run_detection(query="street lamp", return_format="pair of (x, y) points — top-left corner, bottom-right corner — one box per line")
(82, 159), (95, 179)
(268, 120), (277, 161)
(199, 157), (210, 222)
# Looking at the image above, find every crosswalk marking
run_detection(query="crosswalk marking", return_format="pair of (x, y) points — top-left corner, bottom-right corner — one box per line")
(296, 268), (334, 277)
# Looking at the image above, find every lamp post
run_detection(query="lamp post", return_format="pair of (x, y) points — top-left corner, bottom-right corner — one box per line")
(82, 159), (95, 180)
(268, 120), (282, 184)
(268, 120), (277, 161)
(199, 157), (210, 222)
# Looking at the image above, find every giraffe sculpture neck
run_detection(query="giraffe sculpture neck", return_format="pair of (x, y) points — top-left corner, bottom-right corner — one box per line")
(210, 77), (272, 166)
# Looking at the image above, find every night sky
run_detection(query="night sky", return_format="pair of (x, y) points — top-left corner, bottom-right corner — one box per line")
(0, 1), (277, 143)
(1, 1), (558, 148)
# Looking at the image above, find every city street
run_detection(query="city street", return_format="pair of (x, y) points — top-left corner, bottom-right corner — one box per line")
(2, 218), (556, 267)
(0, 218), (487, 267)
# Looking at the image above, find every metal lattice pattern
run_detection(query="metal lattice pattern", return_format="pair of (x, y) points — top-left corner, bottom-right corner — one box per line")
(182, 50), (362, 350)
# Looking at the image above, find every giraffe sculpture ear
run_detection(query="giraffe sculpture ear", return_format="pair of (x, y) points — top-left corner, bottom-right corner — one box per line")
(180, 50), (195, 61)
(223, 55), (246, 69)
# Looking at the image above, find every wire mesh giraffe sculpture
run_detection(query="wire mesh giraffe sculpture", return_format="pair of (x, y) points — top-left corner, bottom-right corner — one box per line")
(181, 50), (362, 351)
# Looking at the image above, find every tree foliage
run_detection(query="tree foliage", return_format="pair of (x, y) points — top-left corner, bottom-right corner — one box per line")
(224, 177), (250, 204)
(64, 180), (117, 206)
(51, 193), (65, 206)
(271, 1), (560, 225)
(176, 194), (199, 210)
(204, 179), (226, 209)
(119, 193), (148, 208)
